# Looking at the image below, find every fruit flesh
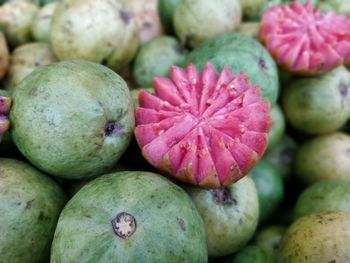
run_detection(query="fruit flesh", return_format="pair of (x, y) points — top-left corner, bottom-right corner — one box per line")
(135, 63), (271, 188)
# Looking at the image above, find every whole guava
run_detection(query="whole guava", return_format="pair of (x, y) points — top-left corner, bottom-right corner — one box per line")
(0, 158), (67, 263)
(51, 171), (208, 262)
(282, 66), (350, 134)
(31, 2), (59, 43)
(0, 1), (39, 47)
(295, 132), (350, 184)
(132, 36), (187, 88)
(268, 105), (286, 149)
(294, 179), (350, 219)
(174, 0), (242, 48)
(185, 176), (259, 257)
(278, 211), (350, 263)
(10, 60), (135, 179)
(51, 0), (139, 71)
(4, 42), (57, 93)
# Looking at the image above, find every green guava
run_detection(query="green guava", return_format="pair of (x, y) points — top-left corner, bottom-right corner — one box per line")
(282, 66), (350, 134)
(268, 105), (286, 149)
(10, 60), (135, 179)
(186, 176), (259, 257)
(132, 36), (187, 88)
(4, 42), (57, 93)
(174, 0), (242, 48)
(50, 0), (139, 71)
(295, 132), (350, 185)
(31, 2), (58, 43)
(0, 158), (66, 263)
(51, 171), (208, 262)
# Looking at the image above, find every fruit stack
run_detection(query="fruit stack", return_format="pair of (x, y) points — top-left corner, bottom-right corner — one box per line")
(0, 0), (350, 262)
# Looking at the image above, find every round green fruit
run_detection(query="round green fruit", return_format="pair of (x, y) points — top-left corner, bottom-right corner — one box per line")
(186, 33), (279, 104)
(186, 176), (259, 257)
(132, 36), (187, 88)
(51, 0), (139, 71)
(31, 2), (58, 43)
(157, 0), (181, 33)
(278, 211), (350, 263)
(174, 0), (242, 48)
(295, 132), (350, 184)
(10, 60), (135, 179)
(294, 180), (350, 219)
(249, 160), (284, 223)
(51, 171), (208, 262)
(254, 225), (286, 253)
(264, 135), (298, 179)
(268, 105), (285, 149)
(282, 66), (350, 134)
(0, 1), (39, 47)
(4, 42), (57, 93)
(0, 158), (67, 263)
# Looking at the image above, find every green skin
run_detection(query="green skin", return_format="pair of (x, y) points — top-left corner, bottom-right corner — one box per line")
(254, 225), (286, 253)
(10, 60), (135, 179)
(186, 176), (259, 257)
(249, 160), (284, 223)
(268, 105), (285, 149)
(5, 42), (57, 94)
(225, 245), (276, 263)
(0, 158), (67, 263)
(318, 0), (350, 17)
(295, 132), (350, 185)
(31, 2), (58, 43)
(186, 33), (279, 104)
(157, 0), (181, 33)
(51, 171), (208, 262)
(51, 0), (139, 71)
(282, 66), (350, 134)
(278, 211), (350, 263)
(263, 135), (298, 179)
(0, 1), (39, 47)
(174, 0), (242, 48)
(132, 36), (187, 88)
(294, 180), (350, 219)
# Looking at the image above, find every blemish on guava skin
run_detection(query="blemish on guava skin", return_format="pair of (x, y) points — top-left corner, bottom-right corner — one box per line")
(338, 83), (349, 107)
(25, 199), (34, 209)
(142, 21), (152, 29)
(28, 87), (39, 96)
(177, 218), (186, 231)
(210, 188), (237, 205)
(119, 10), (131, 25)
(111, 212), (137, 240)
(104, 121), (124, 137)
(258, 58), (267, 71)
(173, 44), (186, 55)
(346, 148), (350, 157)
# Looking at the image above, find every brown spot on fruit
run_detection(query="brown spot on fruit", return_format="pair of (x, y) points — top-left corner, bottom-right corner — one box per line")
(25, 199), (34, 209)
(119, 10), (131, 25)
(258, 58), (267, 71)
(177, 218), (186, 231)
(210, 188), (237, 205)
(111, 212), (137, 239)
(104, 121), (124, 137)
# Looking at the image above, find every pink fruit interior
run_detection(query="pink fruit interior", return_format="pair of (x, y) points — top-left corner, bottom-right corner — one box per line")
(260, 2), (350, 75)
(0, 96), (11, 135)
(135, 63), (271, 188)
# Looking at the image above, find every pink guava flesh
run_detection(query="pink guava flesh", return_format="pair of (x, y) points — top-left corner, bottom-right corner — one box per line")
(0, 96), (11, 136)
(135, 63), (271, 188)
(260, 2), (350, 76)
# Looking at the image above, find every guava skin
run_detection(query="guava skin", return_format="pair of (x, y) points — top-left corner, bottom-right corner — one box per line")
(282, 66), (350, 134)
(10, 60), (135, 179)
(186, 176), (259, 257)
(0, 158), (67, 263)
(31, 3), (59, 43)
(268, 105), (285, 149)
(50, 0), (139, 71)
(295, 132), (350, 185)
(4, 42), (57, 94)
(51, 171), (208, 263)
(278, 211), (350, 263)
(0, 32), (9, 80)
(294, 180), (350, 219)
(227, 245), (276, 263)
(174, 0), (242, 48)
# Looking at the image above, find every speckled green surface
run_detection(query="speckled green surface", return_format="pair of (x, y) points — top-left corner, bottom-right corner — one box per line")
(10, 60), (135, 179)
(51, 171), (208, 263)
(0, 158), (67, 263)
